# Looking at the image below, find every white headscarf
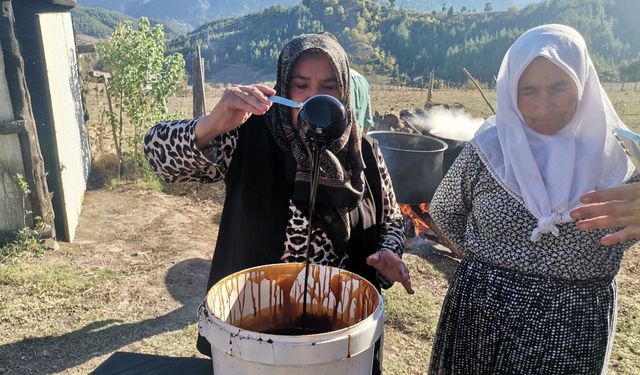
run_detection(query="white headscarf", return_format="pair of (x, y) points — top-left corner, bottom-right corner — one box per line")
(473, 24), (635, 241)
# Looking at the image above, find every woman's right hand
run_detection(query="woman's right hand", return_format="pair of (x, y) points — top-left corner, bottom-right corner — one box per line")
(570, 183), (640, 245)
(195, 84), (275, 147)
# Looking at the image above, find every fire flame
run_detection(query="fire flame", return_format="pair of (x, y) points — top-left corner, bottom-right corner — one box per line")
(399, 203), (435, 238)
(399, 203), (464, 259)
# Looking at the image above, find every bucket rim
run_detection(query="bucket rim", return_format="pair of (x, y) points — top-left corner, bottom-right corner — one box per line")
(198, 262), (384, 343)
(202, 262), (382, 342)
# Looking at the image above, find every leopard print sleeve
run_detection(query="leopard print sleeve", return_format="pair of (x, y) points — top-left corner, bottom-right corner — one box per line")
(375, 145), (405, 255)
(374, 145), (405, 289)
(143, 118), (238, 183)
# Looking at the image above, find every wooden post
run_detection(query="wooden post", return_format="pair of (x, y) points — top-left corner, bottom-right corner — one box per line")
(192, 46), (206, 118)
(463, 68), (495, 114)
(90, 71), (122, 179)
(0, 0), (55, 238)
(634, 81), (638, 92)
(427, 69), (434, 104)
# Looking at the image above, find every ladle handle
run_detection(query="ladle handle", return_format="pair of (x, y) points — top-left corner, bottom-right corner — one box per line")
(269, 95), (303, 108)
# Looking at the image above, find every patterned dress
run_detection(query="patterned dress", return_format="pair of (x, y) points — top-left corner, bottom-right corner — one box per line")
(429, 143), (639, 374)
(143, 117), (404, 277)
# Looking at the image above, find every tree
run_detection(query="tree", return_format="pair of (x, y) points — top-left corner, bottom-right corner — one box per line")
(447, 6), (454, 18)
(484, 2), (494, 12)
(97, 18), (185, 177)
(461, 6), (467, 13)
(620, 56), (640, 82)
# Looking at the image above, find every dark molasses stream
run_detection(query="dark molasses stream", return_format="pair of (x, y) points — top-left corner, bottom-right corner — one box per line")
(301, 142), (323, 332)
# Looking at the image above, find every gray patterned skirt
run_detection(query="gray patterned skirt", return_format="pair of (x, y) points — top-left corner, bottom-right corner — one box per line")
(429, 256), (617, 374)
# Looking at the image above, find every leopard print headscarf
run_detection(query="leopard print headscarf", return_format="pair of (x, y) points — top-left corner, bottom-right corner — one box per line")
(265, 33), (365, 244)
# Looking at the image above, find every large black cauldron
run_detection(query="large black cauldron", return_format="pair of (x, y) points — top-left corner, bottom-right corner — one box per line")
(369, 131), (447, 204)
(426, 131), (467, 176)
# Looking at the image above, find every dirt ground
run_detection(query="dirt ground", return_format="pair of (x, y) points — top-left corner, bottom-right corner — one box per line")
(0, 181), (223, 373)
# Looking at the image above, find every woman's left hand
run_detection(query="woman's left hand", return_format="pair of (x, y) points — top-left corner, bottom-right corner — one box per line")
(366, 250), (414, 294)
(570, 183), (640, 245)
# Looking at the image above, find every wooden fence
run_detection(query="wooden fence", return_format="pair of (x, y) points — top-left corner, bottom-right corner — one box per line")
(372, 81), (640, 92)
(601, 81), (640, 92)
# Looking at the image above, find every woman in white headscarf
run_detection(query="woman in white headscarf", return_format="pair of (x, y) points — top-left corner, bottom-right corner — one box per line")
(428, 24), (639, 374)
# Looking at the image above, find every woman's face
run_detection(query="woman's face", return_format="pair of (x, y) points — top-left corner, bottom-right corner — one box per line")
(517, 56), (579, 135)
(289, 52), (340, 128)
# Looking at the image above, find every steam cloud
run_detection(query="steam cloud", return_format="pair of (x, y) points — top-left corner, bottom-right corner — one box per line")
(409, 107), (485, 141)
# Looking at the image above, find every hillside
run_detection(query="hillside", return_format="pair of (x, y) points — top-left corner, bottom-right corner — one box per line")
(76, 0), (543, 27)
(397, 0), (541, 12)
(71, 5), (190, 40)
(169, 0), (640, 84)
(77, 0), (298, 27)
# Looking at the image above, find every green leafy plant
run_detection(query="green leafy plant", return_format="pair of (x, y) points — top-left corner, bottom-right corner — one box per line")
(97, 17), (185, 178)
(0, 175), (52, 263)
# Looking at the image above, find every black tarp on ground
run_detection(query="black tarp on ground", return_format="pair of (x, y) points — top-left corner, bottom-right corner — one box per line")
(91, 352), (212, 375)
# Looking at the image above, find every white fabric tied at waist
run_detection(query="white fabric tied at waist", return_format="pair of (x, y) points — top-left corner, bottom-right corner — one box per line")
(530, 211), (573, 242)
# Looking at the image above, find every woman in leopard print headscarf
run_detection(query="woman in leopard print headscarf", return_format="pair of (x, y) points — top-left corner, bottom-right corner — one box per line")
(266, 33), (366, 253)
(143, 33), (413, 374)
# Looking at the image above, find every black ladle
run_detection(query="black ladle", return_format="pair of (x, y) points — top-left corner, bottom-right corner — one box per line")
(268, 94), (347, 146)
(291, 95), (347, 329)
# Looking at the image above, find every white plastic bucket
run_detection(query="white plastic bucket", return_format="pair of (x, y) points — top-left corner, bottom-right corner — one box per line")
(198, 263), (384, 374)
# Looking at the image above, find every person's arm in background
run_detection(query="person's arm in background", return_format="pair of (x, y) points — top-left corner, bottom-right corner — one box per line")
(143, 84), (274, 183)
(362, 80), (374, 134)
(366, 145), (414, 294)
(570, 182), (640, 245)
(362, 98), (373, 134)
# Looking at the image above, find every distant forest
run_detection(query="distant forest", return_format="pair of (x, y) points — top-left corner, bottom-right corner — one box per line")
(71, 5), (188, 40)
(75, 0), (543, 27)
(74, 0), (640, 84)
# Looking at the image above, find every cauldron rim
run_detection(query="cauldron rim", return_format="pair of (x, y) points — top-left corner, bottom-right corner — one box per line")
(368, 131), (448, 154)
(427, 128), (473, 143)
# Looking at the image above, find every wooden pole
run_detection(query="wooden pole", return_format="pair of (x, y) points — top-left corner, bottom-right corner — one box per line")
(192, 46), (206, 118)
(88, 70), (121, 177)
(463, 68), (495, 114)
(427, 69), (434, 104)
(99, 75), (122, 179)
(0, 0), (55, 238)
